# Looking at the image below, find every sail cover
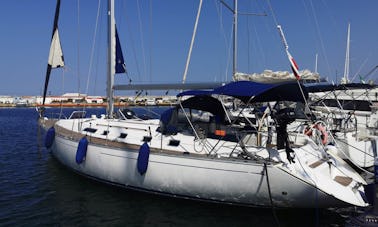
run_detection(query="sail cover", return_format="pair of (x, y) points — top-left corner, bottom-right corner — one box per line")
(48, 28), (64, 68)
(177, 81), (308, 103)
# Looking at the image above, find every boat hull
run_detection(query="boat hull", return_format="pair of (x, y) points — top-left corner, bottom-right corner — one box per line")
(50, 133), (355, 208)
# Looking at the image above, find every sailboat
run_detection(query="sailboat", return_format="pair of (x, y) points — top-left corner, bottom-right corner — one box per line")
(304, 23), (378, 169)
(305, 83), (378, 169)
(39, 0), (369, 208)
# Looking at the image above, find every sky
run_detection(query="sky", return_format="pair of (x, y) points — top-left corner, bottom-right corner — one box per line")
(0, 0), (378, 96)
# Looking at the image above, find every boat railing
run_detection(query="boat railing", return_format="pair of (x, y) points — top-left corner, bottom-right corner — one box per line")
(69, 111), (86, 119)
(44, 112), (68, 120)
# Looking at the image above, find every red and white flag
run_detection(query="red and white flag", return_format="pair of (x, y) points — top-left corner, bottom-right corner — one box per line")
(286, 50), (300, 80)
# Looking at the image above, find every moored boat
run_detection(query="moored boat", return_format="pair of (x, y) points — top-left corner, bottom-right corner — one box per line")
(38, 0), (369, 209)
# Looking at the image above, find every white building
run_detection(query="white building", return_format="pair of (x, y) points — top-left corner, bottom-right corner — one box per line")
(85, 96), (104, 104)
(0, 96), (14, 104)
(35, 93), (88, 104)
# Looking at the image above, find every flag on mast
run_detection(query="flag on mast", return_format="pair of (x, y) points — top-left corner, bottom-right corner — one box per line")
(286, 50), (300, 80)
(115, 26), (126, 74)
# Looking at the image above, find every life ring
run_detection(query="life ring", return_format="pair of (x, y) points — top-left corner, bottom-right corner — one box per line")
(304, 122), (328, 145)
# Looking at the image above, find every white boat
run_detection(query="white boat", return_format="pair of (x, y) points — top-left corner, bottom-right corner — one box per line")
(38, 0), (369, 208)
(302, 23), (378, 170)
(306, 83), (378, 169)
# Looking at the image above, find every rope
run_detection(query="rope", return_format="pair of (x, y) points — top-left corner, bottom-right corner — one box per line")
(264, 162), (281, 227)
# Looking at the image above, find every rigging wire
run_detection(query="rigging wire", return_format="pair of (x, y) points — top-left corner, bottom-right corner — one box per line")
(266, 1), (311, 115)
(136, 0), (147, 82)
(84, 0), (102, 110)
(77, 0), (81, 96)
(245, 1), (267, 73)
(148, 0), (153, 83)
(92, 4), (104, 96)
(307, 0), (332, 79)
(123, 2), (142, 82)
(265, 0), (278, 28)
(351, 56), (369, 82)
(214, 0), (233, 82)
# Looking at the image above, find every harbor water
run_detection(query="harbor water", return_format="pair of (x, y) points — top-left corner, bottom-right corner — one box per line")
(0, 107), (364, 226)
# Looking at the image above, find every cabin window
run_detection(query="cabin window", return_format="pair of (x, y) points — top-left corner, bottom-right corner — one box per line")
(119, 133), (127, 138)
(168, 139), (180, 146)
(102, 130), (109, 135)
(83, 128), (97, 133)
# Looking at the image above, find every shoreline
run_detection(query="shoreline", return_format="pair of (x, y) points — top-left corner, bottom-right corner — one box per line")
(0, 102), (174, 108)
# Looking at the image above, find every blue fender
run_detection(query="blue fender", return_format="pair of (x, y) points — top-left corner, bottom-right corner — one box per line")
(137, 142), (150, 175)
(76, 137), (88, 164)
(45, 127), (55, 148)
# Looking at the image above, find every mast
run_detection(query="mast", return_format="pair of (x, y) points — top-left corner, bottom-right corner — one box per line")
(315, 53), (318, 74)
(182, 0), (203, 84)
(342, 23), (350, 84)
(107, 0), (115, 117)
(221, 0), (265, 81)
(232, 0), (238, 80)
(221, 0), (238, 80)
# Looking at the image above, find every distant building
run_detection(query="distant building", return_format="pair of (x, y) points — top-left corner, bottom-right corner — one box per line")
(85, 96), (104, 104)
(35, 93), (87, 104)
(14, 96), (36, 106)
(0, 96), (13, 104)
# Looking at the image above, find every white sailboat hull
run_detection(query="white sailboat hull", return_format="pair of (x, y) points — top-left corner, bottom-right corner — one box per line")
(332, 131), (377, 168)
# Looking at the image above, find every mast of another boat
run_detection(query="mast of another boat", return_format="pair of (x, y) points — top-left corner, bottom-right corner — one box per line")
(220, 0), (238, 81)
(341, 23), (350, 84)
(221, 0), (266, 81)
(314, 53), (318, 74)
(232, 0), (238, 81)
(106, 0), (115, 118)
